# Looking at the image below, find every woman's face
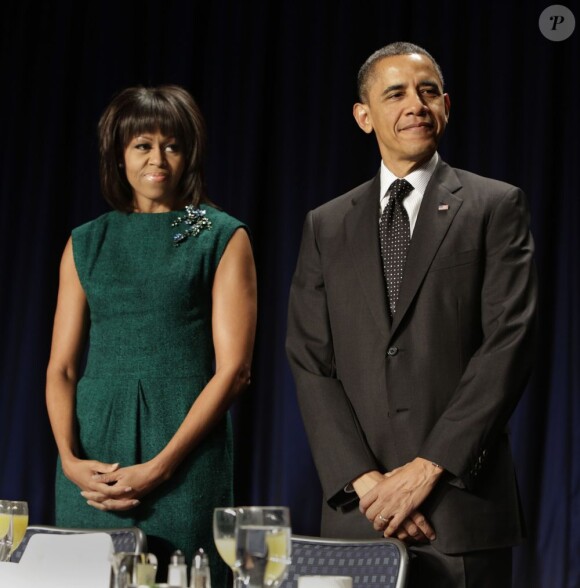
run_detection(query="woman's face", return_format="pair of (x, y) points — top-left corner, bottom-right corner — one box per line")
(123, 131), (185, 212)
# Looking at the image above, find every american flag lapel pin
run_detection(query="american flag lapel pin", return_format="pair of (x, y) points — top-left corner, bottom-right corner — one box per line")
(438, 203), (449, 211)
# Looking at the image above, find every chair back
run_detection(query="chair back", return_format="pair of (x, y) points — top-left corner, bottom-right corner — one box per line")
(10, 525), (147, 564)
(280, 535), (408, 588)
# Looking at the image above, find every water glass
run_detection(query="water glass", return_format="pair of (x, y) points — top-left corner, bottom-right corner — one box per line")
(234, 506), (291, 588)
(113, 552), (158, 588)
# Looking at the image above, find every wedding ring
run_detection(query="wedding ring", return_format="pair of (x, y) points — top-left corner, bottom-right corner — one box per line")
(378, 514), (391, 523)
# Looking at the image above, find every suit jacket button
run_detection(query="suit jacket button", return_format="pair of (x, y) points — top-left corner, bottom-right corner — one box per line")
(387, 347), (399, 356)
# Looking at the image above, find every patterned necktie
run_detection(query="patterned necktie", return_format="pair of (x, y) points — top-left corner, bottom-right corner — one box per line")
(379, 178), (413, 317)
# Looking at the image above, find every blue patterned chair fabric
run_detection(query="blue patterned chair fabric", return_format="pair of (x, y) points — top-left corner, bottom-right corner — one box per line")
(281, 535), (408, 588)
(10, 525), (147, 563)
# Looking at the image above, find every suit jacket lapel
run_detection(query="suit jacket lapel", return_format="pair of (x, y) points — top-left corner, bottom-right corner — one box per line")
(390, 161), (464, 335)
(345, 173), (391, 339)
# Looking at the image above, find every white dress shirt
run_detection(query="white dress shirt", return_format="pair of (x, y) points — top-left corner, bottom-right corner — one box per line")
(379, 152), (439, 236)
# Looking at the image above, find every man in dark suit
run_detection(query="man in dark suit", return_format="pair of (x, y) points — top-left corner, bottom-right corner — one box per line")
(286, 42), (538, 587)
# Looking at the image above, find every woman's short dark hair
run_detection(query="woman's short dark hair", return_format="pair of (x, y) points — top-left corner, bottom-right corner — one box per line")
(98, 85), (210, 211)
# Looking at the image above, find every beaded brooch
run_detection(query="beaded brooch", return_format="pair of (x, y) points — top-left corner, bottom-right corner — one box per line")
(171, 205), (212, 246)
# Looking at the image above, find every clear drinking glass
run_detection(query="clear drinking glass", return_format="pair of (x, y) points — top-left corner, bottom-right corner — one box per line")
(0, 500), (28, 562)
(213, 507), (243, 588)
(113, 552), (158, 588)
(8, 501), (28, 557)
(0, 500), (13, 562)
(234, 506), (291, 588)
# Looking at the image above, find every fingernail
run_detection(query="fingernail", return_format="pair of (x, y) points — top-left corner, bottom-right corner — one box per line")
(132, 500), (140, 506)
(429, 533), (436, 540)
(124, 487), (133, 492)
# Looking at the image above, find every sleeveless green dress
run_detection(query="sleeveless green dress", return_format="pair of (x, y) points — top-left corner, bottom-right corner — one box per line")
(55, 205), (245, 586)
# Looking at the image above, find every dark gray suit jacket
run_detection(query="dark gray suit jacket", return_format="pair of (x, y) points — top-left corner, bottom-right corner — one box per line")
(286, 159), (538, 554)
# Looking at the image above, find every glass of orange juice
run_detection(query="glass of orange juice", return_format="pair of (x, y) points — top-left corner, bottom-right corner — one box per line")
(0, 500), (13, 561)
(8, 501), (28, 557)
(0, 500), (28, 561)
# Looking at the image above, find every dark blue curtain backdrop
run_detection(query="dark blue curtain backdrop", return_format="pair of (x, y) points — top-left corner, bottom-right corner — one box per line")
(1, 1), (578, 586)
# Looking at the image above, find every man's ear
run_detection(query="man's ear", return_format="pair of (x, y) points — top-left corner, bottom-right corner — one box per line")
(353, 102), (374, 134)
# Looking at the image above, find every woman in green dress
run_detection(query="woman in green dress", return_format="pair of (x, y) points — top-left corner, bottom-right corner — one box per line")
(45, 85), (257, 585)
